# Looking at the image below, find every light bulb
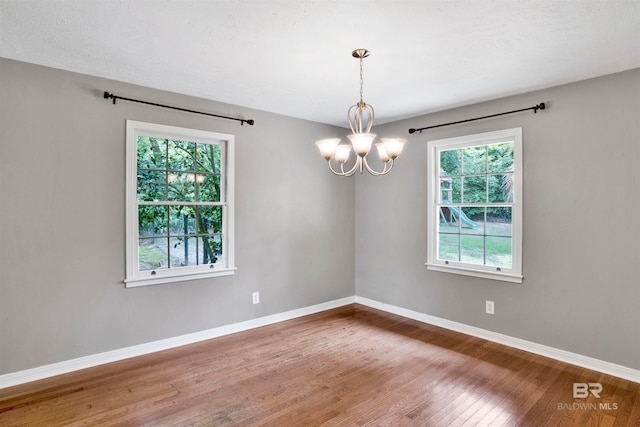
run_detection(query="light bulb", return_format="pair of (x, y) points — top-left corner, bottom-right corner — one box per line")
(347, 133), (376, 157)
(375, 143), (390, 162)
(315, 138), (341, 160)
(381, 138), (406, 159)
(334, 145), (352, 163)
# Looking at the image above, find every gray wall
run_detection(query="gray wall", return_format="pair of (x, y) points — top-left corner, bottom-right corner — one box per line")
(356, 68), (640, 370)
(2, 58), (638, 376)
(0, 58), (355, 374)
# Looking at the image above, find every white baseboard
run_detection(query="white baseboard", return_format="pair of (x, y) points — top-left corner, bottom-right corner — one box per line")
(3, 295), (637, 389)
(355, 296), (640, 384)
(0, 296), (356, 389)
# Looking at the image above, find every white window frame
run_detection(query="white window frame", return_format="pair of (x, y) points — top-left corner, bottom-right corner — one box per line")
(426, 127), (523, 283)
(125, 120), (235, 287)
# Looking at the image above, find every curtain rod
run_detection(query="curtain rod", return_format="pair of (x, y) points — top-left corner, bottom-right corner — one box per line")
(408, 102), (545, 134)
(103, 92), (255, 126)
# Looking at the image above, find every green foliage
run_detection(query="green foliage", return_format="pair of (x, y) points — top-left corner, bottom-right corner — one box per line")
(440, 149), (461, 176)
(137, 137), (222, 202)
(439, 142), (514, 220)
(136, 137), (224, 267)
(437, 142), (515, 269)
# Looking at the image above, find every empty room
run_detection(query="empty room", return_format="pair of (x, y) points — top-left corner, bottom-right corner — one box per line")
(1, 1), (639, 425)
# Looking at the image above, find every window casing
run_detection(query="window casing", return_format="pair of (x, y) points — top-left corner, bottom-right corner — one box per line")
(426, 128), (523, 283)
(125, 121), (235, 287)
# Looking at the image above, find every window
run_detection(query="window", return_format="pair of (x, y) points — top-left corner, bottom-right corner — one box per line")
(125, 121), (235, 287)
(426, 128), (522, 283)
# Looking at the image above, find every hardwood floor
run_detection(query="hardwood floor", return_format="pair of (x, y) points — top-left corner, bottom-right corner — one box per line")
(1, 304), (638, 426)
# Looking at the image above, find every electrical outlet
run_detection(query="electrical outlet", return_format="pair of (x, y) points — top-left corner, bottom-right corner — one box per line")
(486, 300), (495, 315)
(252, 292), (260, 304)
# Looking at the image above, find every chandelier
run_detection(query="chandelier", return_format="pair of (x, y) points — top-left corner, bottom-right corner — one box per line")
(315, 49), (406, 176)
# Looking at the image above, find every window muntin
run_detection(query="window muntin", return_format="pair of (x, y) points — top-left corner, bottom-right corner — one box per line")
(426, 128), (522, 283)
(126, 121), (235, 287)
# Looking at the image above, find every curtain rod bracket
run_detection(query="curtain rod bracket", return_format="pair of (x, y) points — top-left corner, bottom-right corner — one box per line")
(104, 91), (117, 104)
(103, 91), (254, 126)
(408, 102), (545, 134)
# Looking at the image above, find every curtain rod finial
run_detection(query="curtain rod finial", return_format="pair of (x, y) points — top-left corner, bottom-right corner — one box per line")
(534, 102), (546, 113)
(104, 92), (116, 104)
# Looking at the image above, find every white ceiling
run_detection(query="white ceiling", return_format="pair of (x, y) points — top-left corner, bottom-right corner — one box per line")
(1, 0), (639, 127)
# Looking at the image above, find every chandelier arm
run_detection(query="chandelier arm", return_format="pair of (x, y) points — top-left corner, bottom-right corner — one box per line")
(385, 159), (395, 174)
(362, 157), (395, 176)
(328, 161), (349, 176)
(328, 158), (358, 176)
(365, 104), (374, 134)
(346, 158), (360, 176)
(347, 105), (358, 134)
(348, 103), (375, 135)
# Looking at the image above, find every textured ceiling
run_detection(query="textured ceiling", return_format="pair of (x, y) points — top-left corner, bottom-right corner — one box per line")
(1, 0), (639, 127)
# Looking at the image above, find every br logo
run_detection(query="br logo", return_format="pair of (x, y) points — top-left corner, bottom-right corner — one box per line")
(573, 383), (602, 398)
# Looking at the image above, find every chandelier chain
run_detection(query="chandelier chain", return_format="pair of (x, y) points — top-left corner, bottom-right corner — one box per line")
(359, 57), (364, 104)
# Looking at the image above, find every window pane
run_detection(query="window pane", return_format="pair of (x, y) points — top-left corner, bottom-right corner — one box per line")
(168, 140), (195, 171)
(200, 234), (223, 264)
(438, 234), (459, 261)
(137, 137), (166, 169)
(462, 176), (486, 203)
(138, 206), (168, 237)
(488, 173), (513, 202)
(439, 207), (459, 233)
(488, 142), (514, 173)
(198, 206), (223, 234)
(460, 235), (485, 265)
(138, 237), (168, 271)
(460, 207), (483, 235)
(197, 174), (221, 202)
(169, 236), (197, 267)
(169, 206), (196, 236)
(196, 143), (221, 173)
(137, 170), (166, 201)
(439, 177), (460, 203)
(167, 173), (195, 202)
(486, 236), (512, 268)
(440, 149), (461, 176)
(486, 208), (512, 236)
(463, 146), (486, 174)
(502, 173), (514, 202)
(439, 178), (451, 203)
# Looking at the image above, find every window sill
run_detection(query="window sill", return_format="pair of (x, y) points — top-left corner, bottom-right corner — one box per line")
(425, 263), (522, 284)
(125, 267), (236, 288)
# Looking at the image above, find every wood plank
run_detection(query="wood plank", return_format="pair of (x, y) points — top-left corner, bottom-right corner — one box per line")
(1, 304), (638, 426)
